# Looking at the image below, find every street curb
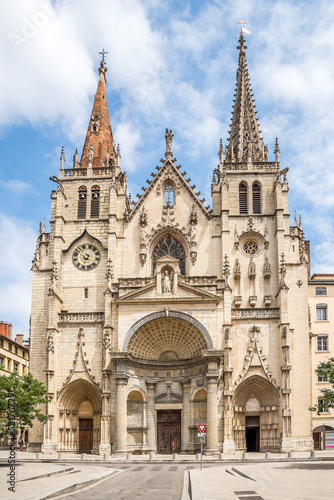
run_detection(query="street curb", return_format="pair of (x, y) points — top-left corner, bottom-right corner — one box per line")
(189, 470), (203, 500)
(17, 467), (76, 482)
(29, 468), (122, 500)
(181, 470), (191, 500)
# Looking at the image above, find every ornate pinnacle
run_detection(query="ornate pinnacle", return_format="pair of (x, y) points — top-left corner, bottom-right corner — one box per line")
(274, 137), (280, 162)
(60, 146), (65, 169)
(279, 253), (286, 279)
(223, 254), (231, 282)
(294, 211), (298, 227)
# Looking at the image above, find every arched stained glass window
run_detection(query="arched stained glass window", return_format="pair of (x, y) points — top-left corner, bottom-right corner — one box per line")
(152, 235), (186, 275)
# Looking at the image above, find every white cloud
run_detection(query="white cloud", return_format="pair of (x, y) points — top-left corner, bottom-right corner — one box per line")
(0, 215), (36, 336)
(0, 179), (31, 193)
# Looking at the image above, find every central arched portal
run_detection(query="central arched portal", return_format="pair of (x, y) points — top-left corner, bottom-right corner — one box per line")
(115, 311), (220, 454)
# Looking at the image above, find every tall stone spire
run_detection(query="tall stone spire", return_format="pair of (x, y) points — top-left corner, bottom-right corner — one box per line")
(80, 57), (116, 169)
(226, 31), (265, 162)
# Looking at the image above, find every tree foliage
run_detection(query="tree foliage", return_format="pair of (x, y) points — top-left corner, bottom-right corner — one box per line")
(0, 371), (49, 438)
(310, 357), (334, 414)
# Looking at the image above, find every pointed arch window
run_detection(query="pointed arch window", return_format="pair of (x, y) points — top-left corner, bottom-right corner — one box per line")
(78, 186), (87, 219)
(90, 186), (100, 218)
(164, 184), (174, 207)
(152, 235), (186, 275)
(239, 183), (248, 214)
(252, 183), (261, 214)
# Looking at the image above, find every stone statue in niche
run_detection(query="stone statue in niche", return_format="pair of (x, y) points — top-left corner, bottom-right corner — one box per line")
(162, 269), (172, 294)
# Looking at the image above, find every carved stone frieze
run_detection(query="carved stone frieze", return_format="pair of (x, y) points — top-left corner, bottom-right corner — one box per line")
(232, 308), (280, 319)
(58, 312), (104, 323)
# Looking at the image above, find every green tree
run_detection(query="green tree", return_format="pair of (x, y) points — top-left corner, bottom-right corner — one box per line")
(0, 371), (49, 440)
(310, 358), (334, 414)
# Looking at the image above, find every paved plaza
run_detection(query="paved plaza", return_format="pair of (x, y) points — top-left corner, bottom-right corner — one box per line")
(0, 451), (333, 499)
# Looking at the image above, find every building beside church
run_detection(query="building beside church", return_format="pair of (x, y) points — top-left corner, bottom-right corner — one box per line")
(29, 32), (313, 455)
(308, 274), (334, 450)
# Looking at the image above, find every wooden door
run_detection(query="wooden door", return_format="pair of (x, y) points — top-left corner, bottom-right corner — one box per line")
(157, 410), (181, 454)
(79, 418), (93, 453)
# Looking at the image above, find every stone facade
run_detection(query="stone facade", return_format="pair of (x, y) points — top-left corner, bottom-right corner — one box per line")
(29, 33), (313, 455)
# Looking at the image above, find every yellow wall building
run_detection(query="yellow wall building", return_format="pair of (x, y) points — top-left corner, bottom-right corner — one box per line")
(309, 275), (334, 450)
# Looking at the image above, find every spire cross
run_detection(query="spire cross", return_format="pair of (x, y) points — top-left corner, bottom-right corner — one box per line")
(99, 49), (108, 62)
(237, 18), (247, 32)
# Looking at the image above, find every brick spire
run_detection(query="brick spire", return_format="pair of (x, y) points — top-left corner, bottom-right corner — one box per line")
(80, 59), (116, 168)
(226, 31), (265, 162)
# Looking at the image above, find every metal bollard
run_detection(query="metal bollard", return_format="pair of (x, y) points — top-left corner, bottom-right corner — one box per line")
(219, 452), (224, 460)
(265, 452), (270, 459)
(126, 453), (132, 461)
(149, 452), (155, 460)
(173, 453), (178, 461)
(242, 452), (247, 459)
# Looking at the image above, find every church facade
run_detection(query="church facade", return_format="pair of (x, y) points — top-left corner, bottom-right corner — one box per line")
(29, 33), (313, 455)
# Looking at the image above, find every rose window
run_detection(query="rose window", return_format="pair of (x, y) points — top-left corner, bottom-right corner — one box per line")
(243, 240), (259, 256)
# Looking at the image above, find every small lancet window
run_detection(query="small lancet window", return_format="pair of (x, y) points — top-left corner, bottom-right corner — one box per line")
(90, 186), (100, 218)
(239, 183), (248, 214)
(164, 184), (174, 206)
(78, 186), (87, 219)
(252, 183), (261, 214)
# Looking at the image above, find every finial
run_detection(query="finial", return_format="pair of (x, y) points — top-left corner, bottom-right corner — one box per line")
(294, 211), (298, 226)
(299, 215), (303, 230)
(42, 218), (46, 233)
(99, 49), (108, 62)
(237, 18), (247, 35)
(274, 137), (280, 162)
(60, 146), (65, 170)
(38, 222), (42, 237)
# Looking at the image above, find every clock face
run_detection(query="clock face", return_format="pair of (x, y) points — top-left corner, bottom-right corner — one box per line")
(72, 244), (101, 271)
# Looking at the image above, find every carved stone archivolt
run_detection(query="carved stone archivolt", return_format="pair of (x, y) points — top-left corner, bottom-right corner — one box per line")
(60, 328), (100, 392)
(234, 326), (277, 389)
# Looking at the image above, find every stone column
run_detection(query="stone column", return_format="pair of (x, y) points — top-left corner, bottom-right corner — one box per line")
(115, 376), (128, 453)
(146, 382), (156, 452)
(206, 364), (219, 453)
(182, 381), (191, 451)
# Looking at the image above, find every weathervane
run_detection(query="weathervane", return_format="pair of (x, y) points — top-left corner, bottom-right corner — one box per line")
(99, 49), (108, 62)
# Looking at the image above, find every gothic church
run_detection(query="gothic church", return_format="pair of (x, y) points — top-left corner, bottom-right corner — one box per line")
(29, 32), (313, 455)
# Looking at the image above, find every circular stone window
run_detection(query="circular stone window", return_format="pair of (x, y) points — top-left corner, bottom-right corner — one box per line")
(243, 240), (260, 256)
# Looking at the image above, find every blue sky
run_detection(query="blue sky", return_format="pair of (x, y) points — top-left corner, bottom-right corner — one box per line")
(1, 0), (334, 336)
